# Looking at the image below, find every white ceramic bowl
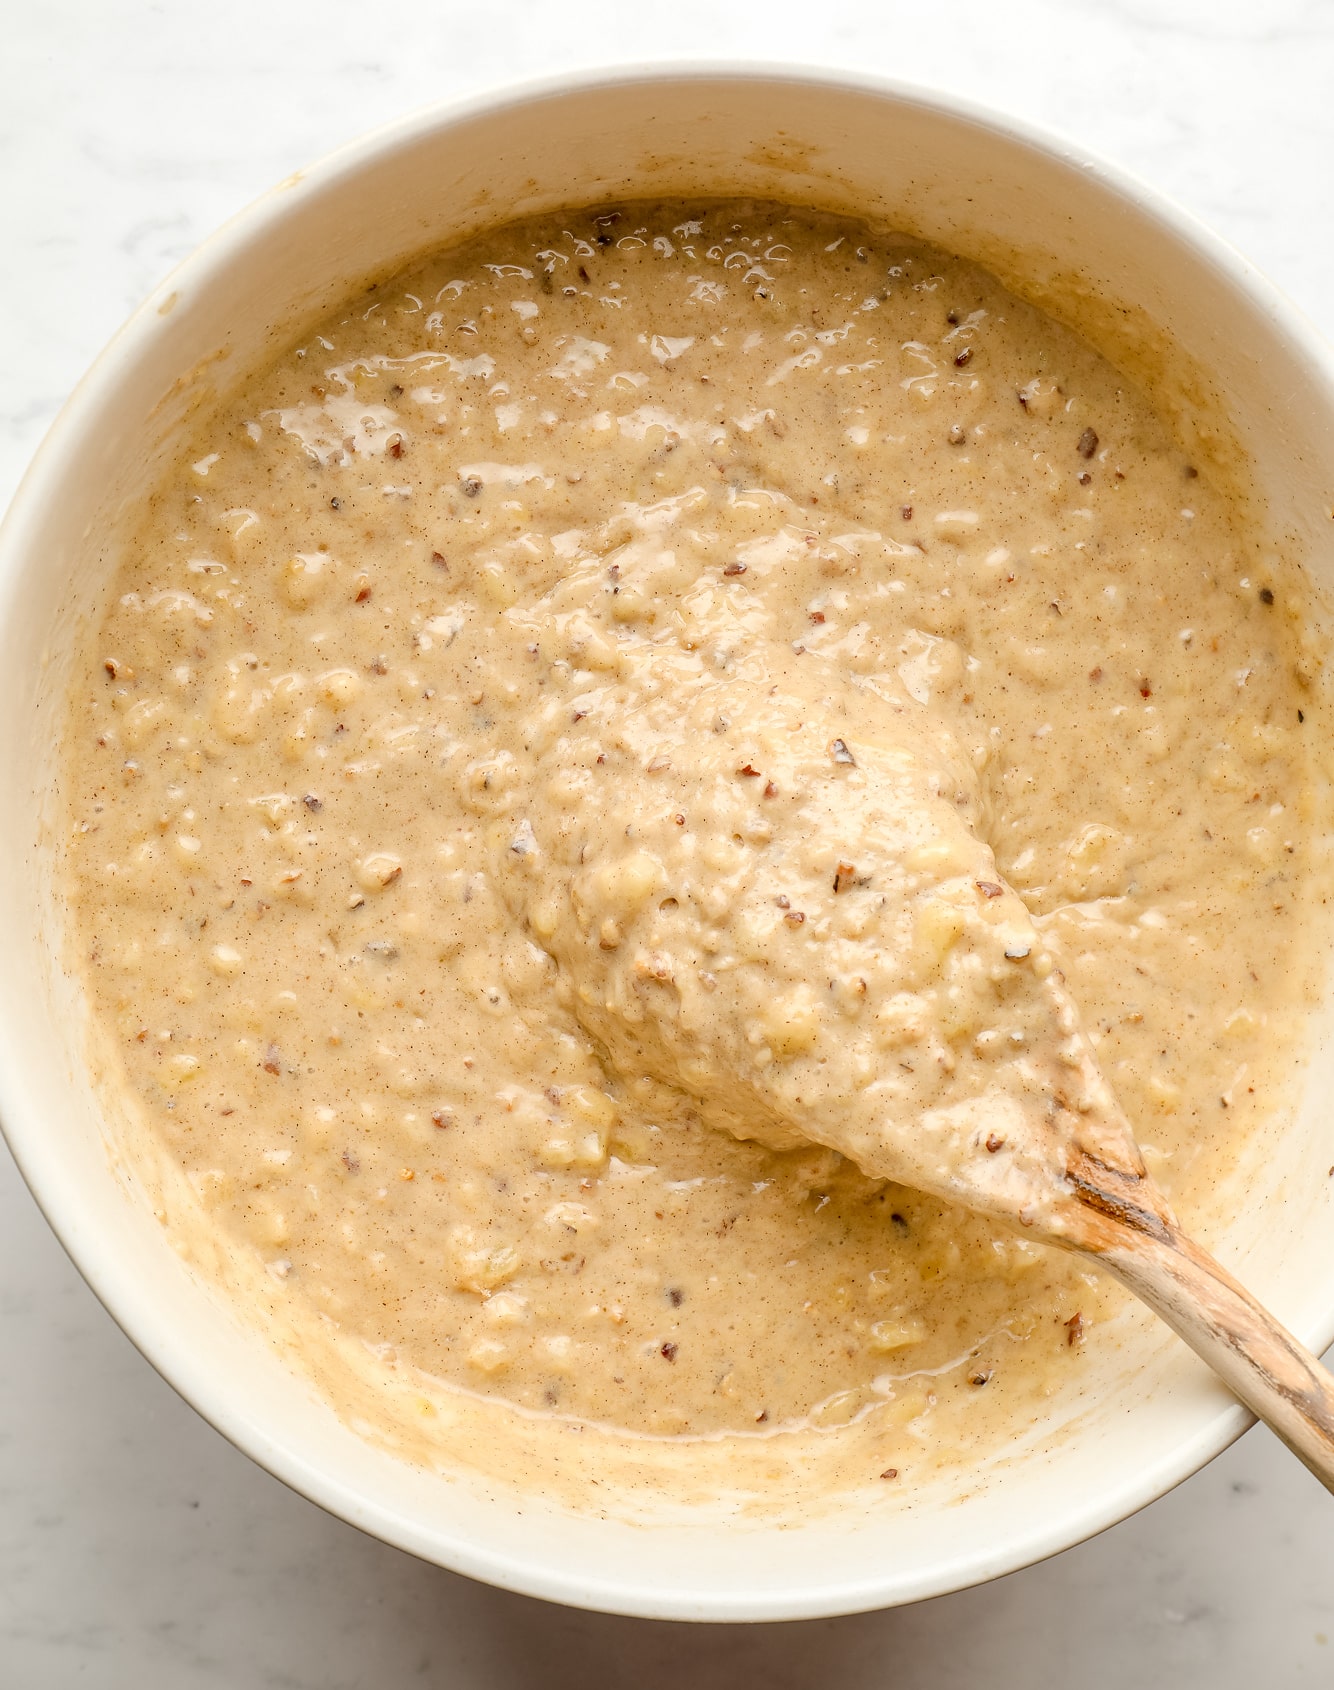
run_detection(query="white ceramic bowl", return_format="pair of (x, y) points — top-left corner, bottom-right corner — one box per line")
(4, 65), (1334, 1622)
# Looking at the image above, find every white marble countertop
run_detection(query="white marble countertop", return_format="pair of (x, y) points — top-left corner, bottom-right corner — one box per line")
(4, 2), (1334, 1682)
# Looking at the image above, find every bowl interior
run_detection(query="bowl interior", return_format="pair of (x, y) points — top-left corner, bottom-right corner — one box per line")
(4, 68), (1334, 1620)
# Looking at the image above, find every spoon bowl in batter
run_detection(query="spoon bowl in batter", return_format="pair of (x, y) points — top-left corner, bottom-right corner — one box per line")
(494, 645), (1334, 1490)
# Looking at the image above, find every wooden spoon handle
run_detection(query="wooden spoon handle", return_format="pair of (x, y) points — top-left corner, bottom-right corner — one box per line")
(1088, 1218), (1334, 1493)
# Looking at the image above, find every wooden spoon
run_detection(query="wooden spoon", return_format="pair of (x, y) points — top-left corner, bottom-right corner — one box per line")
(1059, 1133), (1334, 1488)
(495, 643), (1334, 1490)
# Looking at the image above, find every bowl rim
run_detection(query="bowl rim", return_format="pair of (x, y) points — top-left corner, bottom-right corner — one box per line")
(4, 58), (1334, 1623)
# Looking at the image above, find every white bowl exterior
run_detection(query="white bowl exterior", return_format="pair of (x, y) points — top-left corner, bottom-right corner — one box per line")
(4, 65), (1334, 1621)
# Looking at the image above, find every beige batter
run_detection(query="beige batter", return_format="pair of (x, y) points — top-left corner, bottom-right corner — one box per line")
(62, 201), (1327, 1477)
(492, 631), (1138, 1229)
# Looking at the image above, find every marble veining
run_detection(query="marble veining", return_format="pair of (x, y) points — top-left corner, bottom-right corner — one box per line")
(3, 1), (1334, 1683)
